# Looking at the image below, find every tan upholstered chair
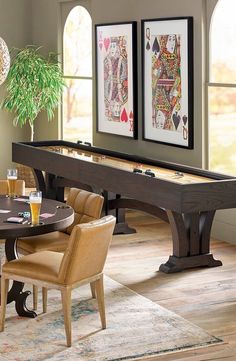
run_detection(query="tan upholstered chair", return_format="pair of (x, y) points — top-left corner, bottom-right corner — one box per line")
(0, 215), (116, 347)
(17, 188), (104, 309)
(0, 179), (25, 271)
(0, 179), (25, 197)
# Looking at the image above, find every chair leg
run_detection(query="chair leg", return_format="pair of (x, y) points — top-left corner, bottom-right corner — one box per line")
(94, 275), (106, 329)
(0, 275), (9, 332)
(90, 281), (96, 299)
(61, 286), (72, 347)
(42, 287), (47, 313)
(33, 285), (38, 310)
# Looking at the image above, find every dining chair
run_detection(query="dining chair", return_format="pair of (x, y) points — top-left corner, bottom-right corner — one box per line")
(0, 179), (25, 197)
(0, 215), (116, 347)
(0, 179), (25, 271)
(17, 187), (104, 309)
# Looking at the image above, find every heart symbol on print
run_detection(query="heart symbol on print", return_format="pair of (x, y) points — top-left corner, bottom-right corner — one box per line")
(121, 108), (128, 122)
(172, 112), (181, 130)
(104, 38), (110, 52)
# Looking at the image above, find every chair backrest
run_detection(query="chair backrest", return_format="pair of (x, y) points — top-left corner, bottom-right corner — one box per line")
(65, 188), (104, 234)
(58, 215), (116, 285)
(0, 179), (25, 196)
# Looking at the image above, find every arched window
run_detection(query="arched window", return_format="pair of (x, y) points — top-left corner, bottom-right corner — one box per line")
(208, 0), (236, 174)
(62, 6), (92, 143)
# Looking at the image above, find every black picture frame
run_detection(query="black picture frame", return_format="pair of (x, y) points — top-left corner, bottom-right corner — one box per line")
(95, 21), (137, 139)
(142, 17), (193, 149)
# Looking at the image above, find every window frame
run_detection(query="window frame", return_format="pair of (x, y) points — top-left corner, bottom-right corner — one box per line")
(206, 0), (236, 172)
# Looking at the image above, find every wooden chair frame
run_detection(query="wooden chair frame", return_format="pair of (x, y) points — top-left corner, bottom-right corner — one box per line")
(0, 272), (105, 347)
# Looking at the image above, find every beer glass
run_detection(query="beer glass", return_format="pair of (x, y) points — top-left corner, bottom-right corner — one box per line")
(29, 191), (42, 225)
(7, 168), (18, 198)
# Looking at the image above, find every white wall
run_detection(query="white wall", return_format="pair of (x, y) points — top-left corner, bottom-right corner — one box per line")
(91, 0), (205, 168)
(31, 0), (206, 167)
(29, 0), (236, 244)
(0, 0), (32, 177)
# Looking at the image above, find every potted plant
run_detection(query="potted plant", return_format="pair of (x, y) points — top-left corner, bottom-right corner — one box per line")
(1, 45), (64, 141)
(1, 46), (64, 186)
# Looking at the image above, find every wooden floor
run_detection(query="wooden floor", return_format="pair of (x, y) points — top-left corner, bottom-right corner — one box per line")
(105, 211), (236, 361)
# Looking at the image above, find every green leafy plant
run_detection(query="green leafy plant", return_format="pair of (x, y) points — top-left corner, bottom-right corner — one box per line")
(1, 46), (64, 141)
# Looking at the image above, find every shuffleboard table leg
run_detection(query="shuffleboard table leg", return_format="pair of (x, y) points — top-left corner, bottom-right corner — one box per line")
(104, 191), (136, 234)
(159, 254), (222, 273)
(32, 169), (47, 197)
(159, 210), (222, 273)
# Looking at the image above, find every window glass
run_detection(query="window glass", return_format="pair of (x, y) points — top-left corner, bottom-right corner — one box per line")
(63, 6), (92, 77)
(209, 87), (236, 174)
(209, 0), (236, 175)
(62, 6), (92, 144)
(210, 0), (236, 83)
(63, 79), (92, 143)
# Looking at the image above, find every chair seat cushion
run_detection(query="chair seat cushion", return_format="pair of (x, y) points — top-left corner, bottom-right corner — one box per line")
(2, 251), (63, 284)
(17, 231), (70, 254)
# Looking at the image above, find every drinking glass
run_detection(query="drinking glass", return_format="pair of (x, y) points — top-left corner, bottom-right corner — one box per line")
(29, 191), (42, 225)
(7, 168), (18, 198)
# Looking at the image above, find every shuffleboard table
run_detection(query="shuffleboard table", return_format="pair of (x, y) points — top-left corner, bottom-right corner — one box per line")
(12, 140), (236, 273)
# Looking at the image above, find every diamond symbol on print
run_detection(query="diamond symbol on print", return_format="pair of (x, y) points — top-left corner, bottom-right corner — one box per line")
(129, 111), (134, 131)
(121, 108), (128, 122)
(99, 31), (103, 50)
(104, 38), (110, 52)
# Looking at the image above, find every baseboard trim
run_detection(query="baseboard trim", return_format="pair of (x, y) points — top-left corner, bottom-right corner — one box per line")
(212, 219), (236, 245)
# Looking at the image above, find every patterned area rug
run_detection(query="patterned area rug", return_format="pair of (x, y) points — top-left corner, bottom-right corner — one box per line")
(0, 276), (221, 361)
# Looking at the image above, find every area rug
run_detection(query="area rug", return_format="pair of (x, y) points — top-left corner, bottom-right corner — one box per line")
(0, 276), (221, 361)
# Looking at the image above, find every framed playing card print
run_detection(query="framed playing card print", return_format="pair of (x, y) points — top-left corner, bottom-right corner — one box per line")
(95, 22), (137, 138)
(142, 17), (193, 148)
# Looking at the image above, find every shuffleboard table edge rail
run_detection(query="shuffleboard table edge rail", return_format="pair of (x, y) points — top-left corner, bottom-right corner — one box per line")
(13, 141), (234, 181)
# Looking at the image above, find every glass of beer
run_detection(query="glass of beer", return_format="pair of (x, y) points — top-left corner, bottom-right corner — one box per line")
(29, 191), (42, 226)
(7, 168), (18, 198)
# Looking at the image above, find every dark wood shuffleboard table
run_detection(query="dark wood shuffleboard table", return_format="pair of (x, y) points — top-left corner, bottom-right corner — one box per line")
(12, 140), (236, 274)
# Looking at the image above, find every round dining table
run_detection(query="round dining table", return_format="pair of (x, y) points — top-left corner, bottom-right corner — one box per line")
(0, 195), (74, 318)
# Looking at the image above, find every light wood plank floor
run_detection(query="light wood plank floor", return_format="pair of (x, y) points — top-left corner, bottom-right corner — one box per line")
(105, 211), (236, 361)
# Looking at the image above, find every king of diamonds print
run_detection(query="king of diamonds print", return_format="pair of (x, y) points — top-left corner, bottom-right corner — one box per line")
(96, 23), (136, 138)
(103, 36), (129, 123)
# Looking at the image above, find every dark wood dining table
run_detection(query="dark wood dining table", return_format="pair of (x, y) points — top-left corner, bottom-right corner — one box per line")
(0, 195), (74, 318)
